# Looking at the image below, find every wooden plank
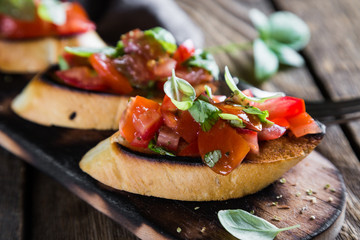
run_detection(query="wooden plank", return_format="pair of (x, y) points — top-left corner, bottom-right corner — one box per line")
(28, 168), (139, 240)
(176, 0), (360, 239)
(0, 147), (25, 240)
(268, 1), (360, 239)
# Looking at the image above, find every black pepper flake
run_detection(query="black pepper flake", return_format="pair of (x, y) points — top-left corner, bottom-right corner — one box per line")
(69, 112), (77, 120)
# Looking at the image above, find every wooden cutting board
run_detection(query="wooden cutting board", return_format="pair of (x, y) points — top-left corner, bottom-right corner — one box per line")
(0, 74), (345, 240)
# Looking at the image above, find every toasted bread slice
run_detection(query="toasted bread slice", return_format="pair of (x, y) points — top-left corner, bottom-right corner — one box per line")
(79, 131), (324, 201)
(0, 30), (105, 73)
(11, 67), (217, 130)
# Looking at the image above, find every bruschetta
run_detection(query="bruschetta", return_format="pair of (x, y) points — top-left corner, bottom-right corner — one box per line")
(79, 68), (324, 201)
(0, 1), (105, 73)
(11, 27), (219, 130)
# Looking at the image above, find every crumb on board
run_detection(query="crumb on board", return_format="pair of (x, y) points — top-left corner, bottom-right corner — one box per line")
(177, 227), (181, 233)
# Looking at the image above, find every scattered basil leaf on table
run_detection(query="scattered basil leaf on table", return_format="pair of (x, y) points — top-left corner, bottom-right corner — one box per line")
(268, 41), (304, 67)
(0, 0), (35, 21)
(218, 209), (300, 240)
(64, 46), (119, 58)
(249, 9), (270, 40)
(253, 38), (279, 80)
(144, 27), (177, 54)
(37, 0), (67, 25)
(204, 150), (222, 168)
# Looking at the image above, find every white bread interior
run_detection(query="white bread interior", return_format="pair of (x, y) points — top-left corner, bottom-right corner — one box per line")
(79, 132), (323, 201)
(0, 30), (105, 73)
(11, 75), (130, 130)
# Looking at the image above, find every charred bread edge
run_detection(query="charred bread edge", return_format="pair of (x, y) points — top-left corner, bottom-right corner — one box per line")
(0, 30), (105, 73)
(80, 131), (324, 201)
(11, 66), (130, 130)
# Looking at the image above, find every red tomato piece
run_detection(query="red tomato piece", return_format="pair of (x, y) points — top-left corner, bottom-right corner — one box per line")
(63, 52), (90, 68)
(198, 120), (250, 175)
(257, 123), (287, 141)
(288, 112), (321, 137)
(177, 110), (200, 143)
(173, 39), (195, 64)
(161, 95), (178, 129)
(256, 96), (305, 120)
(119, 96), (163, 147)
(89, 53), (133, 94)
(212, 95), (226, 103)
(236, 128), (259, 154)
(270, 118), (290, 128)
(177, 141), (199, 157)
(156, 126), (180, 152)
(55, 66), (107, 91)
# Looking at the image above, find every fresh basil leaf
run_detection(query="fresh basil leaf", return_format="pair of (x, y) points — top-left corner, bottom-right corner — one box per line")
(219, 113), (245, 128)
(116, 40), (125, 56)
(218, 209), (300, 240)
(185, 50), (220, 80)
(205, 85), (213, 99)
(224, 66), (283, 103)
(0, 0), (35, 20)
(249, 9), (270, 40)
(268, 41), (304, 67)
(164, 70), (196, 110)
(64, 46), (118, 58)
(144, 27), (177, 54)
(58, 55), (69, 70)
(204, 150), (221, 168)
(37, 0), (67, 25)
(269, 11), (310, 51)
(243, 107), (273, 124)
(253, 38), (279, 80)
(148, 140), (175, 156)
(188, 99), (220, 132)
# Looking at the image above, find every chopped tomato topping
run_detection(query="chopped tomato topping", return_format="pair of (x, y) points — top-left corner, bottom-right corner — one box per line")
(119, 96), (162, 147)
(270, 118), (290, 128)
(198, 120), (250, 175)
(258, 123), (287, 141)
(55, 66), (107, 91)
(212, 95), (226, 103)
(89, 53), (133, 94)
(161, 95), (178, 129)
(288, 112), (321, 137)
(0, 3), (94, 39)
(236, 128), (259, 154)
(156, 126), (180, 152)
(177, 110), (200, 143)
(178, 140), (199, 157)
(256, 96), (305, 120)
(173, 39), (195, 64)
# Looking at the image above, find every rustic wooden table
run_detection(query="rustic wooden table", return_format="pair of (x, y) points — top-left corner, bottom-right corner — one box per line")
(1, 0), (359, 239)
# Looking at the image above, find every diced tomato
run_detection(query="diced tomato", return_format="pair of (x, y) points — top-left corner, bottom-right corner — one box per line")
(152, 58), (177, 78)
(161, 95), (177, 112)
(212, 95), (226, 103)
(198, 120), (250, 175)
(242, 89), (254, 97)
(216, 103), (263, 132)
(0, 3), (94, 39)
(257, 123), (287, 141)
(288, 112), (321, 137)
(256, 96), (305, 120)
(119, 96), (163, 147)
(175, 66), (214, 86)
(63, 52), (90, 68)
(177, 110), (200, 143)
(89, 53), (133, 94)
(178, 141), (199, 157)
(236, 128), (259, 154)
(55, 66), (107, 91)
(173, 39), (195, 64)
(156, 126), (180, 152)
(161, 95), (178, 129)
(270, 118), (290, 128)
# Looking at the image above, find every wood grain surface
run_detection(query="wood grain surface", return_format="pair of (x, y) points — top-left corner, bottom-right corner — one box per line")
(1, 0), (360, 239)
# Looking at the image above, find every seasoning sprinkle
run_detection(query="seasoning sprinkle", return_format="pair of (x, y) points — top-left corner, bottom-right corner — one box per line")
(177, 227), (182, 233)
(272, 216), (281, 221)
(279, 178), (286, 184)
(330, 188), (336, 193)
(306, 189), (313, 196)
(250, 210), (255, 214)
(194, 207), (200, 210)
(271, 202), (278, 206)
(310, 215), (316, 220)
(201, 227), (206, 233)
(276, 195), (283, 199)
(300, 206), (307, 214)
(295, 192), (301, 197)
(328, 197), (334, 202)
(324, 184), (330, 190)
(277, 205), (290, 209)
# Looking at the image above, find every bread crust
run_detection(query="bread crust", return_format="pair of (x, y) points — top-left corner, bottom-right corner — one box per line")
(79, 132), (323, 201)
(0, 30), (105, 73)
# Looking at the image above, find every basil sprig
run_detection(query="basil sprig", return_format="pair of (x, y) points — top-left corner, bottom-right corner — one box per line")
(37, 0), (67, 26)
(64, 46), (119, 58)
(144, 27), (177, 54)
(218, 209), (300, 240)
(184, 50), (220, 80)
(249, 9), (309, 80)
(218, 113), (245, 128)
(188, 99), (220, 132)
(243, 107), (273, 125)
(0, 0), (35, 21)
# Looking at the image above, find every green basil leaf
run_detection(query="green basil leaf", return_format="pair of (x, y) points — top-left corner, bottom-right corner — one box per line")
(163, 70), (196, 110)
(116, 40), (125, 56)
(0, 0), (35, 21)
(58, 55), (69, 70)
(185, 50), (220, 80)
(243, 107), (273, 124)
(253, 38), (279, 80)
(37, 0), (67, 25)
(188, 99), (220, 132)
(219, 113), (245, 128)
(249, 9), (270, 39)
(218, 209), (300, 240)
(224, 66), (283, 103)
(148, 140), (175, 156)
(205, 85), (213, 99)
(144, 27), (177, 53)
(269, 11), (310, 51)
(64, 46), (118, 58)
(268, 41), (304, 67)
(204, 150), (221, 168)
